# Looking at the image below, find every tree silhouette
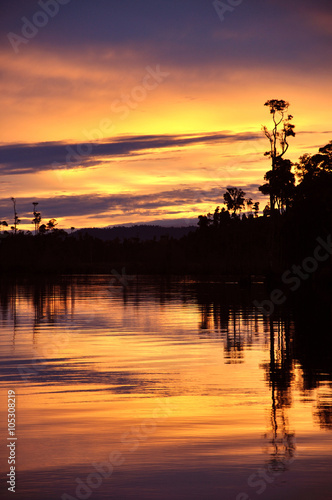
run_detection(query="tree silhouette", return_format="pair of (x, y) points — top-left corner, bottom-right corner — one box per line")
(46, 219), (58, 231)
(197, 215), (209, 230)
(262, 100), (295, 214)
(1, 220), (8, 234)
(296, 140), (332, 182)
(223, 187), (246, 215)
(263, 203), (270, 217)
(213, 206), (220, 227)
(294, 140), (332, 226)
(259, 158), (295, 213)
(10, 198), (20, 234)
(32, 202), (41, 235)
(246, 197), (253, 215)
(38, 219), (58, 234)
(253, 202), (260, 218)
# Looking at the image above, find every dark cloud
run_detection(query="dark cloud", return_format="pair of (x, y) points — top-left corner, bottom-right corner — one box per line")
(0, 131), (262, 175)
(0, 184), (263, 222)
(1, 0), (332, 72)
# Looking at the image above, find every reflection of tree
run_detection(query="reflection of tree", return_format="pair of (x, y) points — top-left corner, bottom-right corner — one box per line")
(0, 278), (76, 336)
(262, 317), (296, 471)
(0, 282), (21, 346)
(314, 385), (332, 431)
(263, 317), (294, 408)
(196, 284), (258, 364)
(195, 286), (300, 464)
(292, 292), (332, 431)
(264, 411), (296, 474)
(1, 276), (332, 432)
(11, 284), (18, 347)
(224, 308), (245, 364)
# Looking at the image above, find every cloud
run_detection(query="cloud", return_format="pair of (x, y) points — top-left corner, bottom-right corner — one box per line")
(0, 131), (262, 175)
(0, 184), (262, 222)
(2, 0), (332, 74)
(2, 0), (332, 72)
(0, 0), (327, 228)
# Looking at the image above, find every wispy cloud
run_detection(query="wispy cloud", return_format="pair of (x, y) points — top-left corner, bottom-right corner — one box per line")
(0, 131), (262, 175)
(0, 184), (262, 222)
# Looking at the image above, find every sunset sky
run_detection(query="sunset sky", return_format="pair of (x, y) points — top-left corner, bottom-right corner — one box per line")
(1, 0), (332, 230)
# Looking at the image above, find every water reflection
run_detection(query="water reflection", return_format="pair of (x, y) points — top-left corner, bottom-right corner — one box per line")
(196, 282), (332, 434)
(0, 276), (331, 500)
(1, 276), (332, 428)
(261, 318), (296, 475)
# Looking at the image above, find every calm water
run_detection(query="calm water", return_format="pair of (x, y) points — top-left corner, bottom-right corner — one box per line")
(0, 275), (331, 500)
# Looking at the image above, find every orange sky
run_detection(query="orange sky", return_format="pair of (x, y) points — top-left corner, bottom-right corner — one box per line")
(1, 1), (332, 229)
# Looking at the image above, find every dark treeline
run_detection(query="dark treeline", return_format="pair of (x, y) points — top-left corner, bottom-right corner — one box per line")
(74, 225), (196, 241)
(0, 218), (271, 275)
(1, 99), (332, 280)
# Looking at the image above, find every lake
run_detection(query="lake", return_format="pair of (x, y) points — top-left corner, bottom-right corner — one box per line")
(0, 275), (331, 500)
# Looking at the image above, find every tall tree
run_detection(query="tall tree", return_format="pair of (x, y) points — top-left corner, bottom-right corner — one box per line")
(32, 202), (41, 235)
(262, 100), (295, 213)
(11, 198), (20, 234)
(246, 197), (253, 215)
(295, 140), (332, 218)
(253, 202), (260, 218)
(259, 158), (295, 213)
(223, 187), (245, 215)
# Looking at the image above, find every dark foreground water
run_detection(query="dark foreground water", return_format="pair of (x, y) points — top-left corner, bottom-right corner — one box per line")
(0, 275), (331, 500)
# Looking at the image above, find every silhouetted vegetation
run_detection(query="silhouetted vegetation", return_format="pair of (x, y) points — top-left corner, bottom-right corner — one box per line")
(260, 99), (296, 215)
(1, 99), (331, 281)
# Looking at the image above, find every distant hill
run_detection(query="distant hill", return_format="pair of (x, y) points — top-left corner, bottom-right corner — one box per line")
(74, 225), (197, 241)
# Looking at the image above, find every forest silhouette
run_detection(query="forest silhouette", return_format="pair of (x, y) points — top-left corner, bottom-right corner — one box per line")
(1, 100), (332, 283)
